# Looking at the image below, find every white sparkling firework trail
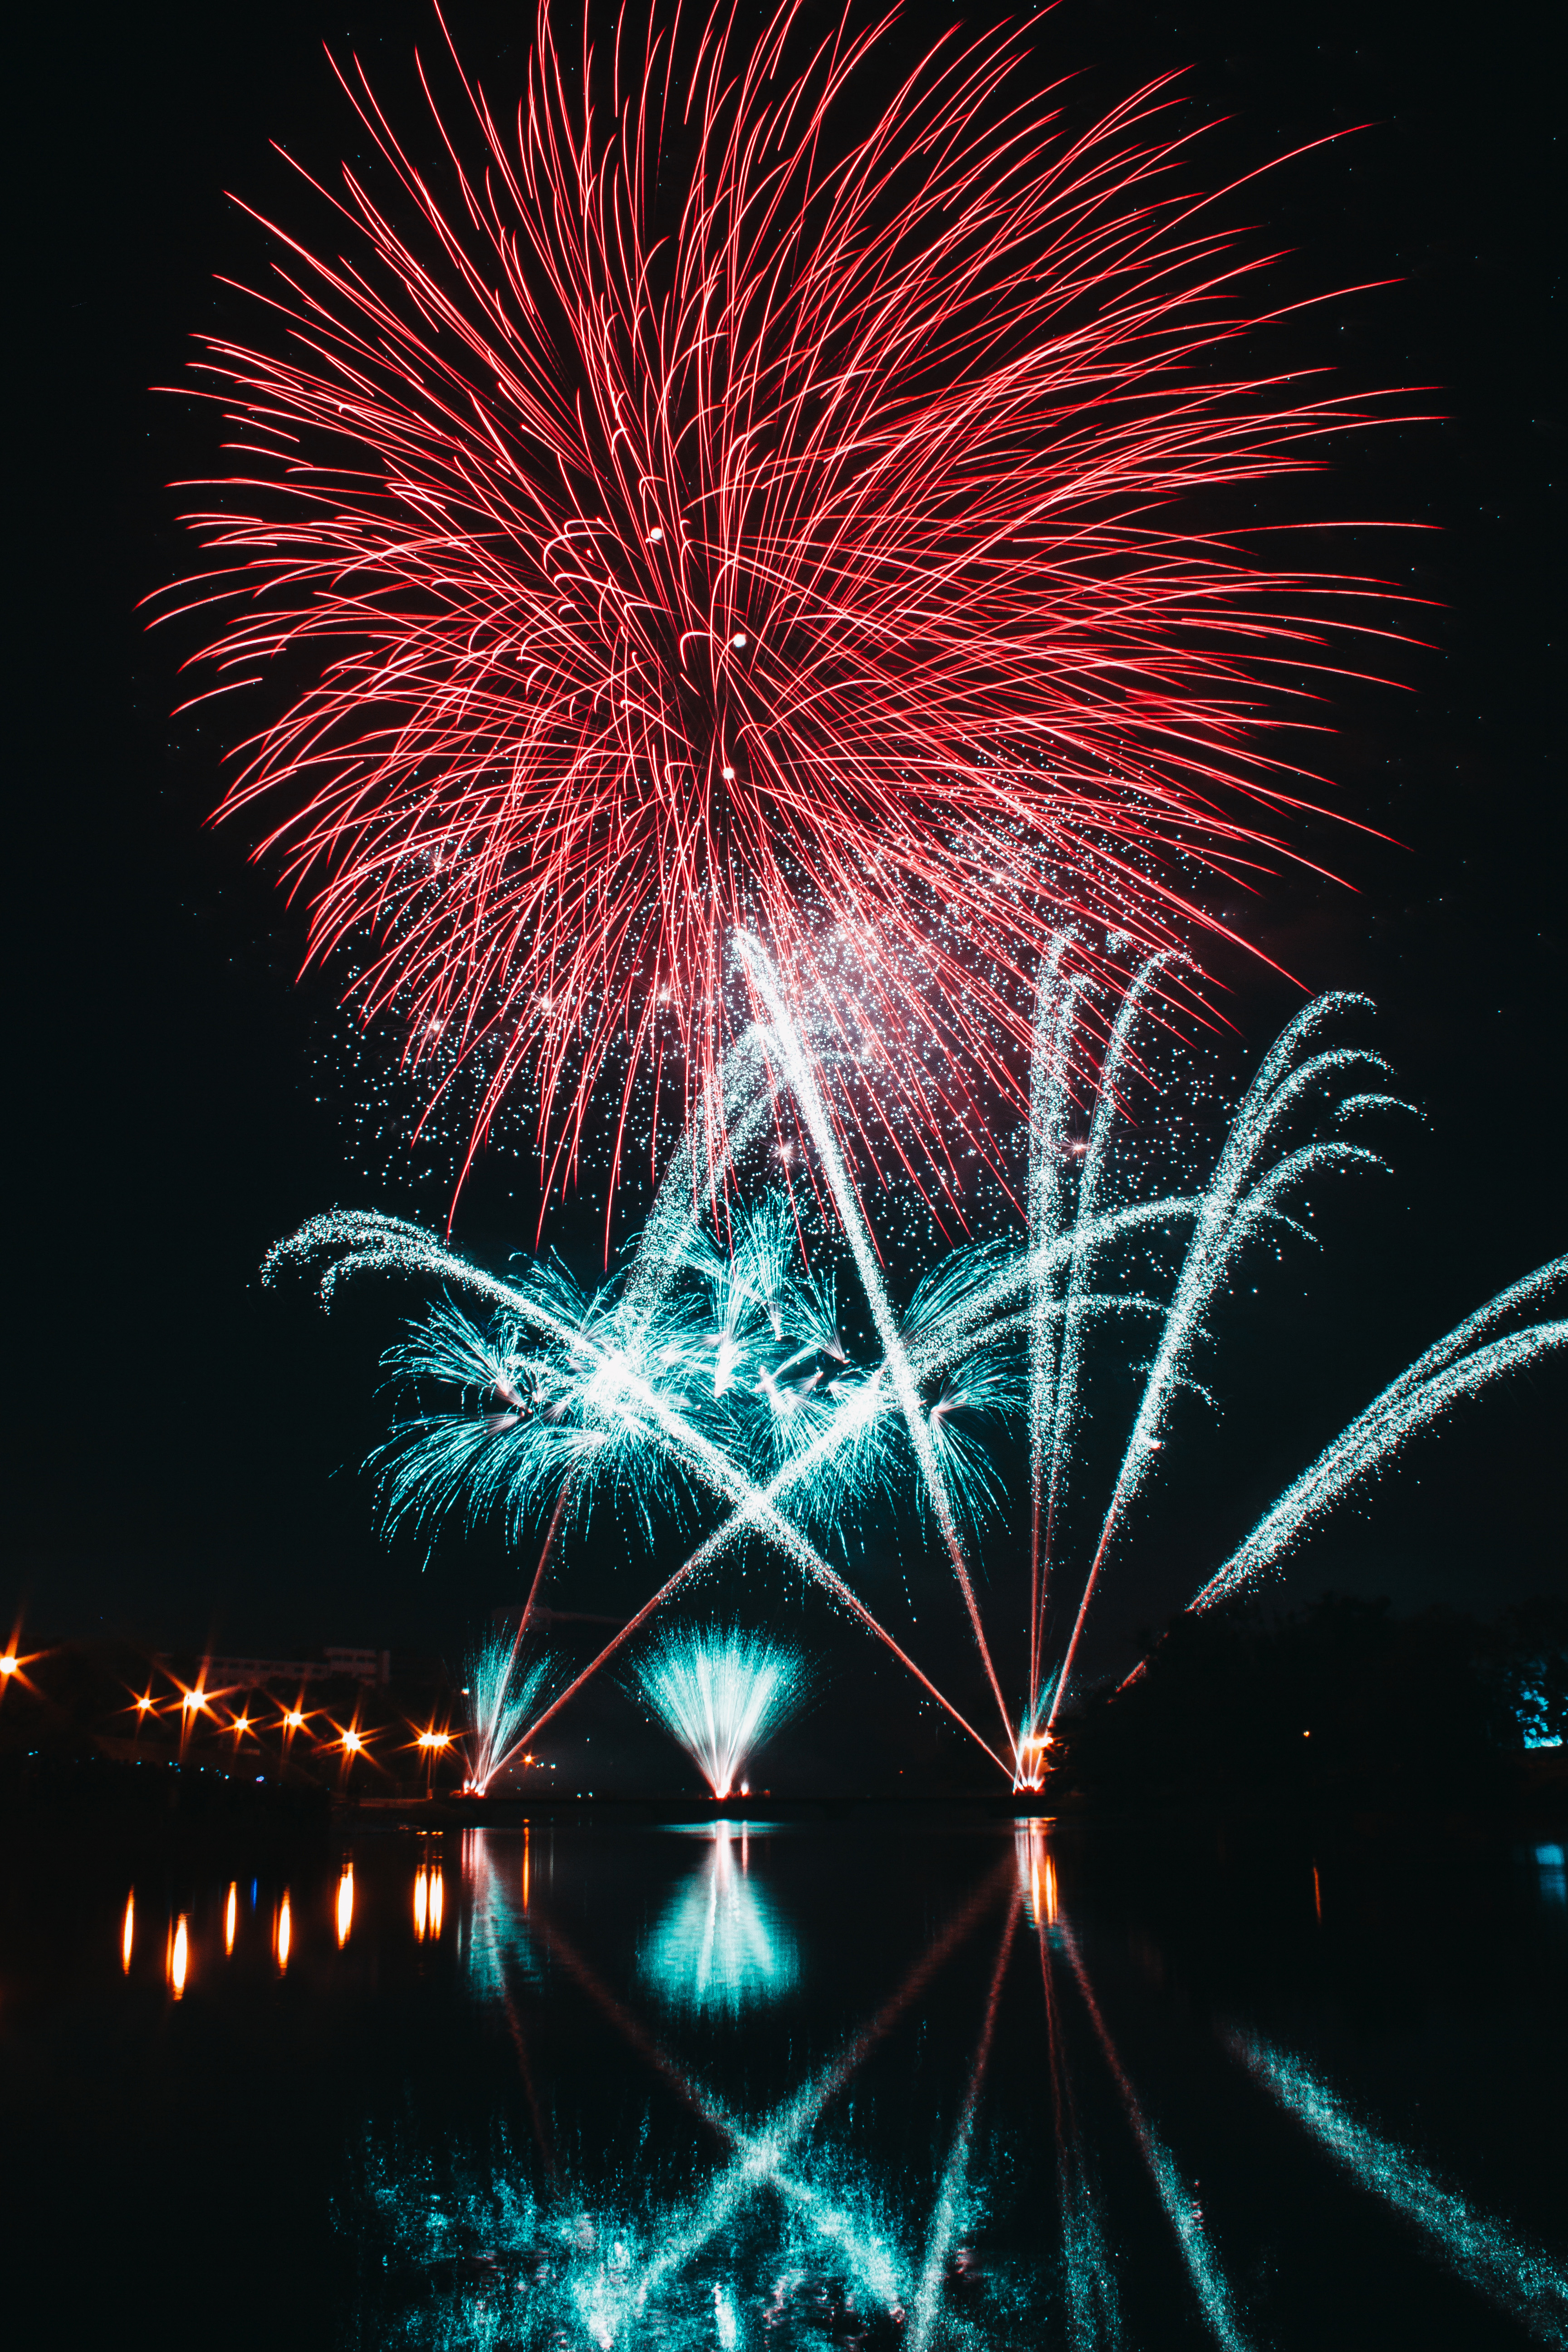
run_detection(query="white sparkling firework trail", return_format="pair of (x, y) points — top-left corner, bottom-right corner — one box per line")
(1047, 997), (1395, 1727)
(1028, 951), (1187, 1749)
(1194, 1286), (1568, 1607)
(268, 961), (1563, 1782)
(738, 932), (1015, 1751)
(1026, 944), (1091, 1740)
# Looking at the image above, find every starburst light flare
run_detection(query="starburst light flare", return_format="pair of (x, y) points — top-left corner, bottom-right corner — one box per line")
(162, 0), (1411, 1207)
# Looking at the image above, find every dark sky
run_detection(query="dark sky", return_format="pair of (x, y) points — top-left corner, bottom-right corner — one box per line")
(10, 0), (1563, 1745)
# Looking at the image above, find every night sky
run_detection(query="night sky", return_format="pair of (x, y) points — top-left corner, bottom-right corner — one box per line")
(11, 0), (1563, 1753)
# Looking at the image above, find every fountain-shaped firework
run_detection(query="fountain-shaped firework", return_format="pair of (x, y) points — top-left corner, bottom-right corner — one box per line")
(635, 1626), (809, 1799)
(462, 1630), (554, 1794)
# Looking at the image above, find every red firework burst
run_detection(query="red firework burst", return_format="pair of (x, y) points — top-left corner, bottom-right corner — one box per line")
(158, 0), (1408, 1209)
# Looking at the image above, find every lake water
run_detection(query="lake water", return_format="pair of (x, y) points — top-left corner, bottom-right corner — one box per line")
(4, 1808), (1565, 2347)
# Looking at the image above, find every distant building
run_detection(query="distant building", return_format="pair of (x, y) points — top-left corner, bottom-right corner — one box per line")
(490, 1604), (625, 1635)
(207, 1646), (392, 1687)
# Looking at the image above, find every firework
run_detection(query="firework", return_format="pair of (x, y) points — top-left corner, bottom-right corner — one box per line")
(267, 947), (1565, 1782)
(461, 1629), (554, 1794)
(634, 1627), (810, 1800)
(162, 0), (1407, 1206)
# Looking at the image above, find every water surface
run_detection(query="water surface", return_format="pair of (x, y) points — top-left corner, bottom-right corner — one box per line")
(4, 1809), (1565, 2347)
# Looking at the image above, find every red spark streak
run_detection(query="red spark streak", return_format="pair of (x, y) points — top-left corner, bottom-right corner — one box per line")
(158, 0), (1411, 1209)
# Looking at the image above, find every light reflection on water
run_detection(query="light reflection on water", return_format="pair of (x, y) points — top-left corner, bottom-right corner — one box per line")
(9, 1816), (1567, 2349)
(341, 1823), (1568, 2349)
(636, 1824), (800, 2017)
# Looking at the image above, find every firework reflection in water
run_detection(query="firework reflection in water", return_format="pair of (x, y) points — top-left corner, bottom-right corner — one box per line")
(634, 1627), (809, 1801)
(638, 1825), (799, 2019)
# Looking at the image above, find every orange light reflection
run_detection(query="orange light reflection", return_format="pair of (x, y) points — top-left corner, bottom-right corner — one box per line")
(276, 1891), (292, 1972)
(225, 1881), (238, 1955)
(413, 1866), (428, 1941)
(336, 1864), (354, 1948)
(1017, 1821), (1058, 1929)
(170, 1914), (189, 1999)
(121, 1891), (135, 1973)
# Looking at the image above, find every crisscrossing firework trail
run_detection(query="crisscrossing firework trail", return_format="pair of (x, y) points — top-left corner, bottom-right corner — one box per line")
(266, 940), (1567, 1786)
(162, 0), (1411, 1205)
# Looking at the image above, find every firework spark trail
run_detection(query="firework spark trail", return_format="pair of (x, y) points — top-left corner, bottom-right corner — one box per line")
(740, 933), (1016, 1753)
(1059, 1917), (1250, 2352)
(906, 1891), (1022, 2352)
(162, 0), (1412, 1210)
(485, 1034), (776, 1646)
(1192, 1301), (1568, 1610)
(485, 1474), (573, 1741)
(268, 987), (1562, 1779)
(463, 1632), (554, 1793)
(498, 1254), (1160, 1778)
(268, 1199), (1009, 1761)
(617, 1027), (773, 1323)
(902, 1200), (1199, 1385)
(1029, 955), (1188, 1747)
(1026, 944), (1090, 1738)
(507, 1522), (1011, 1780)
(1046, 997), (1393, 1727)
(634, 1626), (808, 1798)
(1225, 2029), (1568, 2342)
